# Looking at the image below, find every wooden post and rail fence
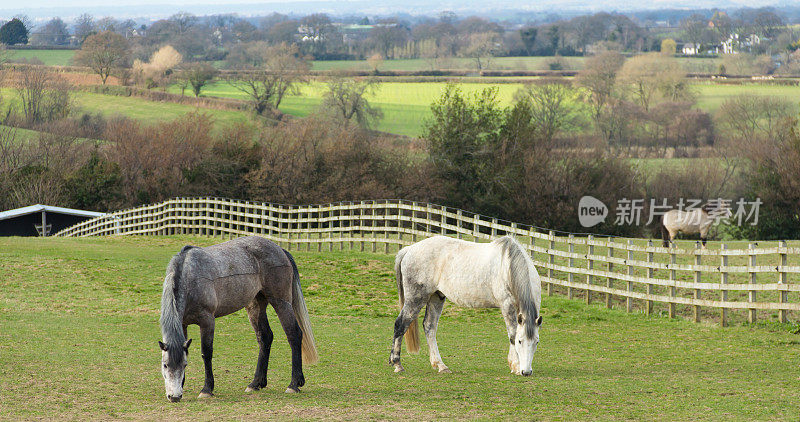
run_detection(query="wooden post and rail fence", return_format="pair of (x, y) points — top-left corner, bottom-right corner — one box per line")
(56, 197), (800, 326)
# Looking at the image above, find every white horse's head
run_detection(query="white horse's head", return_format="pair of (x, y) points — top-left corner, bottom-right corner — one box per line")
(159, 339), (191, 402)
(515, 313), (543, 376)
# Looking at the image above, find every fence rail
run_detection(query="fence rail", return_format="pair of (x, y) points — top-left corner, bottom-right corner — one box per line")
(56, 197), (800, 325)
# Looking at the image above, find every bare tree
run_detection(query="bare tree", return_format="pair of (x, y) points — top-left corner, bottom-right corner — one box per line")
(576, 50), (624, 120)
(74, 31), (131, 84)
(228, 43), (309, 115)
(462, 32), (502, 71)
(321, 76), (383, 128)
(716, 95), (796, 144)
(617, 52), (689, 111)
(16, 67), (72, 124)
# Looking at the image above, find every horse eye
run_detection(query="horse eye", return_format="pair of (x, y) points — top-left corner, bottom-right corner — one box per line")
(163, 364), (167, 369)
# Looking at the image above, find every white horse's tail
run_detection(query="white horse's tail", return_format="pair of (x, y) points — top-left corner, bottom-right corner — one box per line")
(285, 250), (319, 364)
(396, 247), (420, 353)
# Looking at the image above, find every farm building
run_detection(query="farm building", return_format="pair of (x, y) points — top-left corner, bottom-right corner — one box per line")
(0, 204), (105, 236)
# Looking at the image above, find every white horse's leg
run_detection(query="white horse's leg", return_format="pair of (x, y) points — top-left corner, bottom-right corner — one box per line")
(669, 229), (678, 248)
(501, 301), (520, 375)
(423, 293), (449, 373)
(390, 299), (425, 373)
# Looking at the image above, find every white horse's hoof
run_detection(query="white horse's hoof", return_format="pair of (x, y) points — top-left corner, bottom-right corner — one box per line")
(393, 364), (405, 373)
(285, 387), (299, 393)
(198, 392), (213, 399)
(438, 367), (452, 374)
(245, 386), (257, 393)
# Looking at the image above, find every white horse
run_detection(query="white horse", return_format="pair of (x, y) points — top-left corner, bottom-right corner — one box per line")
(660, 202), (731, 248)
(389, 235), (542, 376)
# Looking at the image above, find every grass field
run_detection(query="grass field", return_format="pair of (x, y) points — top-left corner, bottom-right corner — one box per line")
(1, 235), (799, 419)
(9, 49), (76, 66)
(186, 79), (800, 137)
(0, 88), (251, 130)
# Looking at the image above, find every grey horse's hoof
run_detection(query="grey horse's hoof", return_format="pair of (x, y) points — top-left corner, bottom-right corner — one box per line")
(198, 392), (213, 399)
(245, 386), (257, 393)
(285, 387), (300, 393)
(393, 364), (405, 373)
(438, 367), (452, 374)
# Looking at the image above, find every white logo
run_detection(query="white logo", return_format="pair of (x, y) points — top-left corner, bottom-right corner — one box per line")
(578, 196), (607, 227)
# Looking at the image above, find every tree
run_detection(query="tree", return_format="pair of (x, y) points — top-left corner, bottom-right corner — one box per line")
(680, 14), (709, 48)
(576, 50), (625, 124)
(16, 66), (72, 124)
(660, 38), (676, 55)
(229, 43), (309, 115)
(321, 76), (383, 128)
(73, 14), (95, 44)
(0, 18), (29, 45)
(617, 53), (688, 111)
(519, 27), (538, 55)
(179, 63), (218, 97)
(366, 53), (383, 73)
(74, 31), (130, 84)
(32, 17), (69, 46)
(462, 32), (502, 71)
(515, 83), (583, 142)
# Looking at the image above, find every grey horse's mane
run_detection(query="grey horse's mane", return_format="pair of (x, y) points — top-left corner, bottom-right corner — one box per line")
(495, 236), (539, 338)
(160, 245), (195, 362)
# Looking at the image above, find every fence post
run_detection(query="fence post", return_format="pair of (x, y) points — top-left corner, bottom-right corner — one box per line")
(779, 240), (788, 324)
(586, 235), (594, 305)
(547, 231), (555, 296)
(748, 243), (757, 324)
(568, 235), (574, 300)
(606, 237), (614, 309)
(647, 239), (654, 316)
(626, 239), (633, 313)
(720, 243), (728, 327)
(457, 210), (463, 239)
(669, 249), (676, 318)
(694, 242), (702, 323)
(371, 203), (377, 253)
(360, 202), (366, 253)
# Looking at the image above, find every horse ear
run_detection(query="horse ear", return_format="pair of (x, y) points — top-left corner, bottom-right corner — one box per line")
(536, 316), (543, 326)
(159, 341), (167, 351)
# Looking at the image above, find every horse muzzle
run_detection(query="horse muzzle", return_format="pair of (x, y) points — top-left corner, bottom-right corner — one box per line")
(167, 394), (182, 402)
(521, 370), (532, 376)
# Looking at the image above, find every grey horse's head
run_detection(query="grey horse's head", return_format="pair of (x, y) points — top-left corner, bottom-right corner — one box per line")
(514, 314), (543, 376)
(159, 339), (191, 402)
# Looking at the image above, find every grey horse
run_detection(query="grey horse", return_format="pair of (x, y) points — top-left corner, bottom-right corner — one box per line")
(390, 235), (542, 376)
(159, 236), (318, 402)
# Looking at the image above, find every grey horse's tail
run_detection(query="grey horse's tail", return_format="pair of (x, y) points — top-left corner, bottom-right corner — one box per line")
(395, 247), (420, 353)
(283, 249), (319, 364)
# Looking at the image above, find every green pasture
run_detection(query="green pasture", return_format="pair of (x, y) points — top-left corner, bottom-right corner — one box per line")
(9, 49), (76, 66)
(693, 82), (800, 113)
(183, 79), (800, 137)
(0, 235), (799, 419)
(0, 88), (250, 130)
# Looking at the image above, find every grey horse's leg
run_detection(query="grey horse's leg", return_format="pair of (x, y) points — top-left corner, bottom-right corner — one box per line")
(423, 293), (449, 373)
(389, 296), (425, 373)
(501, 300), (520, 375)
(270, 298), (305, 393)
(198, 316), (215, 398)
(245, 296), (273, 392)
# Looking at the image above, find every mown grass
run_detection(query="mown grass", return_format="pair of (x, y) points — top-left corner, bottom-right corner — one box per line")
(9, 49), (76, 66)
(188, 79), (800, 137)
(0, 88), (251, 130)
(0, 235), (798, 420)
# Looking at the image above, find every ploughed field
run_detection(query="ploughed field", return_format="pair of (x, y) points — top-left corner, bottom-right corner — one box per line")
(0, 236), (798, 419)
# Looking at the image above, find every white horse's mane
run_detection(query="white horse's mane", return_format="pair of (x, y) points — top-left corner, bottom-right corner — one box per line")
(495, 236), (540, 338)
